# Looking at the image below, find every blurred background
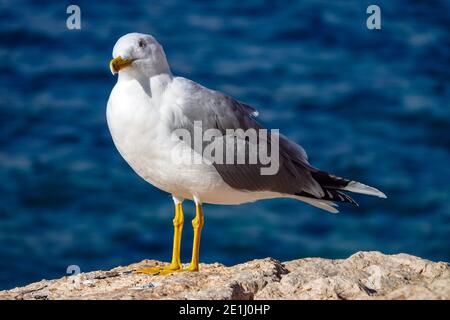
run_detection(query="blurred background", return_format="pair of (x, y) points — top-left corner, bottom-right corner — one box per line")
(0, 0), (449, 290)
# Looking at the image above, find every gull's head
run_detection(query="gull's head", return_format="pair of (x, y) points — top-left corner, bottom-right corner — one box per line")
(109, 33), (170, 78)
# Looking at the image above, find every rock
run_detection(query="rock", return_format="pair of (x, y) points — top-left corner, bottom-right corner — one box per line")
(0, 251), (448, 300)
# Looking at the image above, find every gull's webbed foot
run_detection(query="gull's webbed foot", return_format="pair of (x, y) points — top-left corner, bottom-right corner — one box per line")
(137, 262), (182, 275)
(136, 267), (163, 275)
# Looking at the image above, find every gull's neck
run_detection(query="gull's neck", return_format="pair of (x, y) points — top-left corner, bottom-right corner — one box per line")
(149, 72), (173, 99)
(118, 70), (173, 98)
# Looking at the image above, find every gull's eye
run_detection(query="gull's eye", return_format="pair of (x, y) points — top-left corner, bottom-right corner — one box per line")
(138, 39), (146, 48)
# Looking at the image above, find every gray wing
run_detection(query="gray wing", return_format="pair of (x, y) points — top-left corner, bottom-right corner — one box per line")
(169, 77), (326, 198)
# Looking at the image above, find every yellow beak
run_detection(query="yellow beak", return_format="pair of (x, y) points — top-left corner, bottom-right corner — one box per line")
(109, 56), (133, 75)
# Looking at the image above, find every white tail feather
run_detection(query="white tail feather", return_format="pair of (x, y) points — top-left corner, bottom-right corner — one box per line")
(292, 195), (339, 213)
(343, 181), (387, 198)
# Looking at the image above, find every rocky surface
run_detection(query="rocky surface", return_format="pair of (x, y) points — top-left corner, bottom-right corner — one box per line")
(1, 251), (449, 300)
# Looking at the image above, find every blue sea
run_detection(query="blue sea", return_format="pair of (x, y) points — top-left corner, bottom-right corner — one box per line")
(0, 0), (449, 290)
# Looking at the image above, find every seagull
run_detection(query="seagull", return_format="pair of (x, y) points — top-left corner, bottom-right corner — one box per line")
(107, 33), (386, 275)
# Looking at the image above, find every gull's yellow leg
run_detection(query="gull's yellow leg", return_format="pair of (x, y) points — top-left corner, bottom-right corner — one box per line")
(166, 203), (184, 270)
(183, 202), (204, 272)
(137, 201), (184, 275)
